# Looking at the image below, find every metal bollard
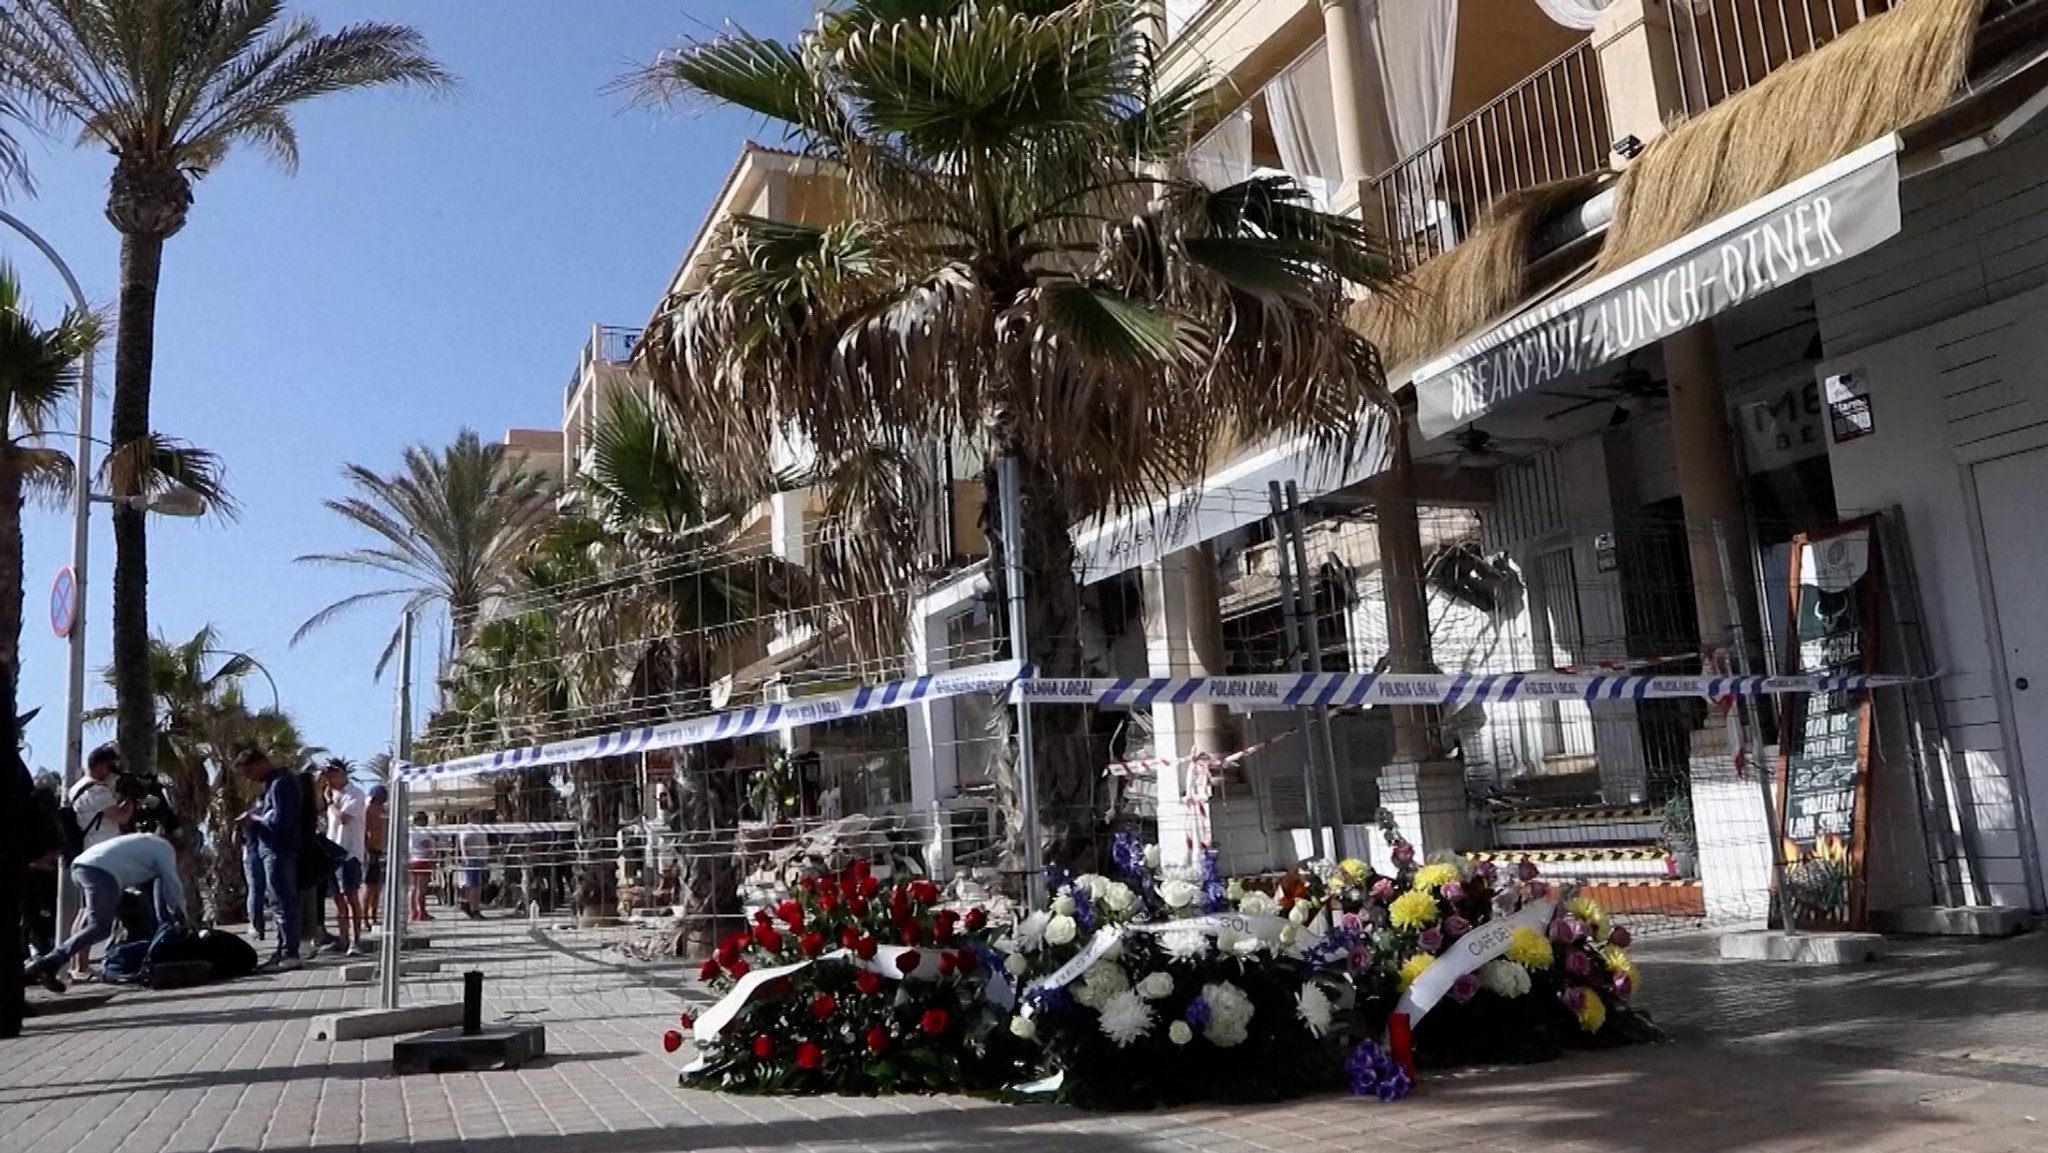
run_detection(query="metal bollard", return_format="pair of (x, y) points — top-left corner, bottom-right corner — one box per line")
(462, 970), (484, 1036)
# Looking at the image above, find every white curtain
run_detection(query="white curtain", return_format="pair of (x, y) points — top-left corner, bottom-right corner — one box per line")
(1533, 0), (1611, 32)
(1263, 41), (1342, 203)
(1187, 107), (1254, 191)
(1358, 0), (1460, 242)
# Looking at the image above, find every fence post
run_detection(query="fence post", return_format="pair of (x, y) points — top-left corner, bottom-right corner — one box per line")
(998, 457), (1045, 909)
(1712, 521), (1795, 936)
(379, 611), (416, 1010)
(1286, 481), (1349, 862)
(1270, 483), (1327, 862)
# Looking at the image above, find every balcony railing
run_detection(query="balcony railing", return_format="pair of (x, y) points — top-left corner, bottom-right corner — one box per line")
(565, 324), (644, 402)
(1368, 39), (1610, 274)
(1670, 0), (1898, 117)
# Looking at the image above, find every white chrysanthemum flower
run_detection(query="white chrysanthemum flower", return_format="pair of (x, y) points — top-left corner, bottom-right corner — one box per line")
(1479, 959), (1533, 999)
(1168, 1020), (1194, 1045)
(1200, 981), (1255, 1048)
(1015, 911), (1050, 952)
(1237, 891), (1276, 918)
(1052, 894), (1077, 917)
(1009, 1015), (1037, 1040)
(1137, 971), (1175, 1000)
(1296, 984), (1334, 1038)
(1161, 928), (1209, 961)
(1159, 879), (1198, 909)
(1102, 882), (1138, 915)
(1287, 902), (1311, 925)
(1004, 952), (1031, 978)
(1045, 914), (1079, 946)
(1231, 932), (1265, 958)
(1076, 962), (1128, 1009)
(1097, 990), (1155, 1047)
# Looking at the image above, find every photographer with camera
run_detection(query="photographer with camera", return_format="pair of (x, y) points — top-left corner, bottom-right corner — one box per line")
(55, 745), (134, 981)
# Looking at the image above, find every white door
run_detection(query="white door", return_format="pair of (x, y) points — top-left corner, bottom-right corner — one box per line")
(1974, 447), (2048, 891)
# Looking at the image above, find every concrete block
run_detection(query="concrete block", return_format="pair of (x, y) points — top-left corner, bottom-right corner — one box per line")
(392, 1024), (547, 1074)
(1873, 906), (2032, 938)
(1718, 930), (1882, 965)
(310, 1001), (465, 1042)
(24, 991), (117, 1017)
(337, 958), (443, 984)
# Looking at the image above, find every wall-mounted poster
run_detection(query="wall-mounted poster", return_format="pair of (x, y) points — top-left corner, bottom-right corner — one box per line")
(1775, 516), (1882, 931)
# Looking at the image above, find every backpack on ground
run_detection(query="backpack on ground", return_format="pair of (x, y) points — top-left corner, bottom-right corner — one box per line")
(127, 923), (215, 989)
(186, 928), (259, 981)
(99, 938), (153, 984)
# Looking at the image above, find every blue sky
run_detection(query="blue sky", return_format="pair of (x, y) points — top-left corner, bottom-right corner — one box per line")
(6, 1), (811, 771)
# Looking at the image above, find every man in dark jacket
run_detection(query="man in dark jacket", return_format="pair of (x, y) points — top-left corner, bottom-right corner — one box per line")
(237, 748), (302, 970)
(4, 710), (59, 1039)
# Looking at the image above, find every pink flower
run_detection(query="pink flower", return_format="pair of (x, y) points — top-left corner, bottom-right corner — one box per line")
(1613, 971), (1635, 998)
(1443, 915), (1471, 938)
(1340, 913), (1364, 933)
(1527, 880), (1551, 900)
(1449, 974), (1480, 1003)
(1562, 986), (1587, 1013)
(1608, 926), (1633, 949)
(1473, 860), (1498, 880)
(1566, 950), (1593, 978)
(1517, 859), (1540, 882)
(1441, 881), (1465, 903)
(1417, 927), (1445, 954)
(1369, 878), (1396, 901)
(1392, 841), (1417, 865)
(1550, 916), (1584, 944)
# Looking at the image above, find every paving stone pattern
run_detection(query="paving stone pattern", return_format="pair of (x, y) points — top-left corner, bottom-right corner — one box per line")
(5, 918), (2047, 1152)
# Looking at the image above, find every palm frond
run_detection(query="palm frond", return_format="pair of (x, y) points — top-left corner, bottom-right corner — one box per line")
(99, 432), (238, 521)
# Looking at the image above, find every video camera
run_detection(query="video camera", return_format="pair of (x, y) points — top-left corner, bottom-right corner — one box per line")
(111, 769), (180, 836)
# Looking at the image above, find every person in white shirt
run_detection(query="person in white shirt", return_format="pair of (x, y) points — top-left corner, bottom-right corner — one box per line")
(62, 745), (133, 979)
(319, 761), (370, 956)
(456, 826), (489, 920)
(23, 831), (188, 992)
(407, 812), (437, 922)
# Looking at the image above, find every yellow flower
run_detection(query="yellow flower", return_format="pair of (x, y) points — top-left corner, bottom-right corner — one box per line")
(1389, 890), (1440, 930)
(1338, 858), (1371, 883)
(1506, 927), (1554, 970)
(1575, 989), (1607, 1033)
(1410, 863), (1460, 893)
(1602, 946), (1641, 992)
(1398, 952), (1435, 991)
(1566, 895), (1610, 938)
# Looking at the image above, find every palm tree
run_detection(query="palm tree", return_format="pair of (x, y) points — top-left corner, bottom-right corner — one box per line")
(0, 0), (452, 781)
(85, 624), (263, 912)
(294, 428), (555, 674)
(203, 695), (312, 922)
(0, 265), (97, 734)
(635, 0), (1393, 869)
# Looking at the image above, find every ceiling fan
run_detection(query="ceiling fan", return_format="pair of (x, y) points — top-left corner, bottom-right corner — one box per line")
(1421, 424), (1546, 468)
(1542, 354), (1668, 426)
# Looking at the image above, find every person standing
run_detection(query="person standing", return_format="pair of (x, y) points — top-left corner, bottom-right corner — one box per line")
(237, 749), (302, 970)
(22, 832), (189, 992)
(297, 766), (334, 953)
(456, 825), (489, 920)
(319, 761), (369, 956)
(363, 786), (389, 934)
(3, 732), (59, 1038)
(407, 812), (436, 923)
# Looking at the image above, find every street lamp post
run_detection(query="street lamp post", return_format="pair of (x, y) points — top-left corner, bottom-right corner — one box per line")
(0, 210), (96, 939)
(201, 648), (281, 713)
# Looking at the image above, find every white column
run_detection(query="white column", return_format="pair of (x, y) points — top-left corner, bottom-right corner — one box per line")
(1318, 0), (1377, 217)
(906, 600), (959, 879)
(1144, 545), (1232, 869)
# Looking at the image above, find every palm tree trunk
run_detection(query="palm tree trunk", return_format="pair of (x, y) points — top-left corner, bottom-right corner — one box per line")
(0, 444), (24, 741)
(673, 744), (741, 957)
(112, 231), (167, 782)
(207, 780), (250, 924)
(988, 450), (1097, 874)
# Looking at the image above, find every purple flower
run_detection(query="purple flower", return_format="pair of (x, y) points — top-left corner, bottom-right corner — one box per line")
(1613, 971), (1635, 998)
(1026, 986), (1073, 1015)
(1200, 849), (1227, 912)
(1565, 950), (1593, 978)
(1340, 913), (1364, 934)
(1417, 927), (1444, 954)
(1346, 1040), (1411, 1101)
(1473, 860), (1498, 880)
(1444, 915), (1471, 938)
(1369, 878), (1395, 901)
(1517, 859), (1540, 882)
(1441, 881), (1465, 903)
(1550, 916), (1585, 945)
(1562, 986), (1587, 1013)
(1110, 830), (1145, 878)
(1183, 997), (1212, 1029)
(1071, 887), (1097, 932)
(1392, 841), (1417, 865)
(1527, 880), (1551, 900)
(1449, 973), (1481, 1003)
(1608, 926), (1633, 949)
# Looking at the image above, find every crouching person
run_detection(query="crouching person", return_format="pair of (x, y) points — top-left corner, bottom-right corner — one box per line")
(21, 831), (188, 993)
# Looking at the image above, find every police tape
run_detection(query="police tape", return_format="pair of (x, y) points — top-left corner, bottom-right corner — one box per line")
(398, 663), (1923, 785)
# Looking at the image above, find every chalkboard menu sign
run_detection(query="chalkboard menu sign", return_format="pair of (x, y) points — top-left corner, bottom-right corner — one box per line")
(1775, 517), (1882, 931)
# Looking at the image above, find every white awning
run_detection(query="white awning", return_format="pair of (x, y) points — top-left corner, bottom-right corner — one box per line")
(1413, 133), (1906, 440)
(1071, 412), (1392, 584)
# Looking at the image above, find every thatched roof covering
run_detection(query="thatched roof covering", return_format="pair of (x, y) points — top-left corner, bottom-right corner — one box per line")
(1349, 172), (1611, 371)
(1355, 0), (1992, 378)
(1599, 0), (1986, 272)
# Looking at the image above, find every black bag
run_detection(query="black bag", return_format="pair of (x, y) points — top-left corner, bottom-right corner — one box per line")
(188, 928), (260, 980)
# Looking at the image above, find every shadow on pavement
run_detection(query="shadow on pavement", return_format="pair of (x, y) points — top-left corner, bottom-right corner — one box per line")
(0, 1050), (643, 1105)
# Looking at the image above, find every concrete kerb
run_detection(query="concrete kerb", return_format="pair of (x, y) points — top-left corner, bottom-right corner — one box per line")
(337, 958), (444, 984)
(310, 1001), (466, 1042)
(1719, 930), (1883, 964)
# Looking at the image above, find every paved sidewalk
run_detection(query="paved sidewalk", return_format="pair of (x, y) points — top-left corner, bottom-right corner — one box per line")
(4, 918), (2046, 1152)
